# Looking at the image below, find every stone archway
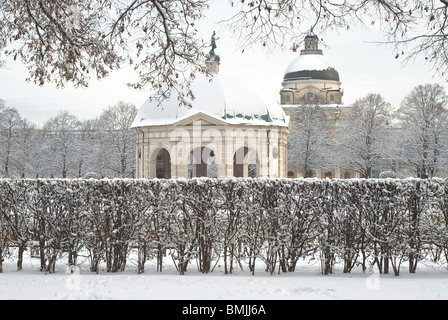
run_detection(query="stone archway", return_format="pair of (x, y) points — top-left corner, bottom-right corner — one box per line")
(233, 147), (258, 178)
(155, 148), (171, 179)
(188, 147), (217, 178)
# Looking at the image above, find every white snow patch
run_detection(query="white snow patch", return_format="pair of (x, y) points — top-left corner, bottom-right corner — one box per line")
(1, 252), (447, 300)
(284, 54), (336, 74)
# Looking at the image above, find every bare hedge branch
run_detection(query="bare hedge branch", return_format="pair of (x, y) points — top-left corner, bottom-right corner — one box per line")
(1, 177), (448, 275)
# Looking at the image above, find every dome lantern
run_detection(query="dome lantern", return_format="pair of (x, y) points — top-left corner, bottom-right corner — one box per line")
(302, 32), (322, 55)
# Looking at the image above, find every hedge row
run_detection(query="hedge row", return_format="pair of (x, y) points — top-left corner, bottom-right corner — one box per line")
(1, 178), (448, 276)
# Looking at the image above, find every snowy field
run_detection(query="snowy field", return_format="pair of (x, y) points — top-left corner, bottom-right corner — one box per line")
(1, 251), (448, 301)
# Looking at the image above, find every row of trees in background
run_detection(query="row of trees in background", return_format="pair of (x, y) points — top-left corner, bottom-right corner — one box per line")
(289, 83), (448, 179)
(0, 100), (137, 178)
(1, 178), (448, 276)
(2, 83), (446, 180)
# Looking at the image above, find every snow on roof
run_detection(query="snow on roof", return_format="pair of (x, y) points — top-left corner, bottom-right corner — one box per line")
(284, 53), (336, 75)
(131, 73), (289, 128)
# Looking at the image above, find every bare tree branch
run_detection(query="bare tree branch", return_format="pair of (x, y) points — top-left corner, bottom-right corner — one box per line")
(1, 0), (448, 106)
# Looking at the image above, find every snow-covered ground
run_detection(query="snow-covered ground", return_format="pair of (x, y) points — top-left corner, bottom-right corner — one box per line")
(1, 252), (448, 300)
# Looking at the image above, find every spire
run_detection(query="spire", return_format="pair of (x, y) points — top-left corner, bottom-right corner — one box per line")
(206, 31), (220, 74)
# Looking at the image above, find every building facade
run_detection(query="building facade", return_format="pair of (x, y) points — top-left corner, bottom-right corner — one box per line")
(132, 54), (290, 179)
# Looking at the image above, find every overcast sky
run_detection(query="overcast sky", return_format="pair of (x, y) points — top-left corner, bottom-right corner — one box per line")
(0, 1), (446, 125)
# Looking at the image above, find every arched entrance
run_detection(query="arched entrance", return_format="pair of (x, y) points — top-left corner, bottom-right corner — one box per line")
(233, 147), (258, 178)
(155, 148), (171, 179)
(188, 147), (217, 178)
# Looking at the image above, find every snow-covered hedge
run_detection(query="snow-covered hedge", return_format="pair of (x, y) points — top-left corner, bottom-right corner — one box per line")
(1, 178), (448, 276)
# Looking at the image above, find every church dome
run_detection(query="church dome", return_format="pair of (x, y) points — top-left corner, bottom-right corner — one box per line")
(283, 55), (340, 82)
(283, 33), (340, 82)
(132, 73), (289, 128)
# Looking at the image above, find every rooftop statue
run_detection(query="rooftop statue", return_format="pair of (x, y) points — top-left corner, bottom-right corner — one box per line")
(209, 31), (220, 56)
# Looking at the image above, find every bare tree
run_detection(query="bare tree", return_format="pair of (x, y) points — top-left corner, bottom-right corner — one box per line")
(27, 128), (50, 178)
(0, 0), (209, 106)
(288, 104), (329, 178)
(42, 111), (81, 178)
(395, 83), (448, 178)
(336, 93), (393, 178)
(223, 1), (448, 79)
(2, 1), (448, 102)
(12, 119), (38, 178)
(97, 101), (137, 178)
(0, 99), (137, 178)
(74, 119), (100, 178)
(0, 103), (23, 177)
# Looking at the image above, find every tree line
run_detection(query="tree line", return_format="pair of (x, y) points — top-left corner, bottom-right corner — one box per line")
(2, 82), (447, 180)
(1, 178), (448, 276)
(289, 83), (448, 179)
(0, 100), (136, 179)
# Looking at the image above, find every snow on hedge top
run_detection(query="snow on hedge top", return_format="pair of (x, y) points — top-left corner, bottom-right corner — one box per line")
(131, 73), (289, 128)
(284, 53), (336, 75)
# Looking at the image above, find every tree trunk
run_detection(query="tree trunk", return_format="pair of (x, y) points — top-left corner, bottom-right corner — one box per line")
(0, 245), (3, 273)
(137, 245), (147, 274)
(17, 244), (25, 271)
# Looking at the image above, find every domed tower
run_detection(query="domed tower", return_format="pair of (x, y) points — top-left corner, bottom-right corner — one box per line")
(280, 32), (343, 116)
(282, 32), (356, 180)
